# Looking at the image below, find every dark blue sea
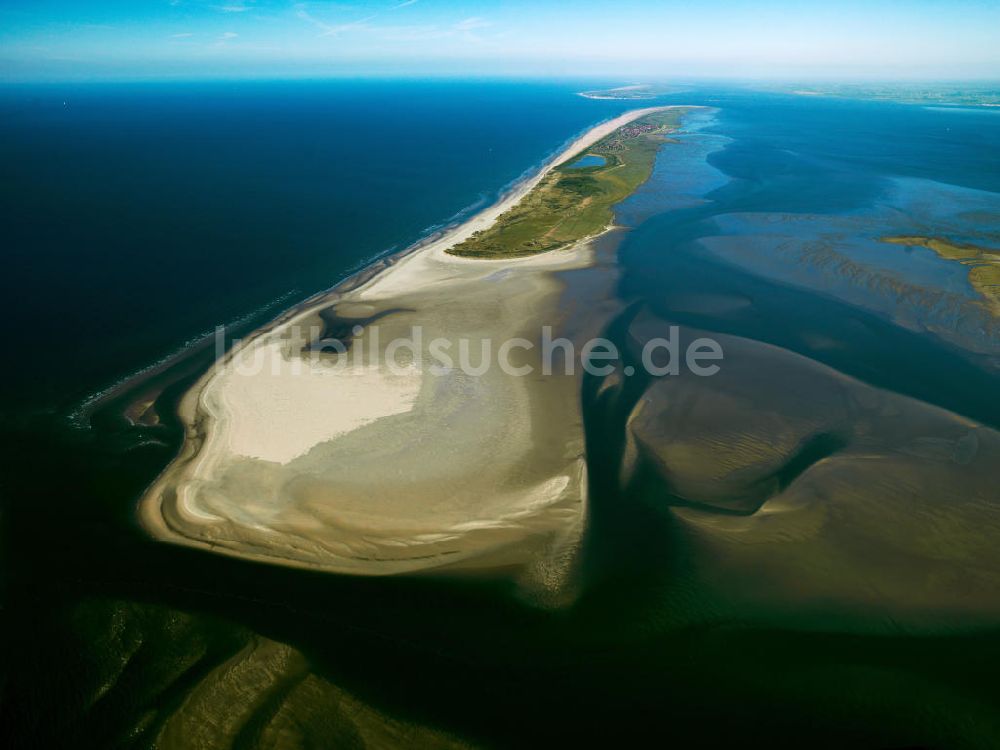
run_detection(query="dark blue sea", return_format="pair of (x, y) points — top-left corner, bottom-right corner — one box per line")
(2, 80), (997, 418)
(2, 79), (1000, 749)
(0, 80), (632, 411)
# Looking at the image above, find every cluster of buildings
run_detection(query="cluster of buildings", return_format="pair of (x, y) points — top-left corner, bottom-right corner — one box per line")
(602, 122), (658, 151)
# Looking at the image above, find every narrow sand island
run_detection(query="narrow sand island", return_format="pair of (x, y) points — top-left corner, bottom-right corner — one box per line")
(139, 106), (690, 601)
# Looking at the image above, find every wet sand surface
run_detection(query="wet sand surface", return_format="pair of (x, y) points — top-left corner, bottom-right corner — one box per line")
(139, 109), (677, 600)
(7, 92), (1000, 750)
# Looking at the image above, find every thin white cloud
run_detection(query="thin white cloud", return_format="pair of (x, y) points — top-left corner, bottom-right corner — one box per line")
(296, 0), (426, 38)
(170, 32), (195, 38)
(296, 8), (376, 36)
(207, 30), (240, 49)
(453, 17), (490, 32)
(375, 17), (494, 44)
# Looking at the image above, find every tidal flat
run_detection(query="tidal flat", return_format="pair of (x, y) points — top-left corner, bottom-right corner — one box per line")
(5, 85), (1000, 749)
(138, 108), (689, 602)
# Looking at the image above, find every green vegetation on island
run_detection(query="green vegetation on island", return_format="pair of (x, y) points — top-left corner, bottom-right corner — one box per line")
(448, 108), (683, 258)
(578, 83), (681, 100)
(882, 235), (1000, 317)
(772, 82), (1000, 108)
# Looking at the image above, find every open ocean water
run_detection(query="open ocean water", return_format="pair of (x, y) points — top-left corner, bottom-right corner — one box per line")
(1, 79), (999, 747)
(0, 80), (634, 412)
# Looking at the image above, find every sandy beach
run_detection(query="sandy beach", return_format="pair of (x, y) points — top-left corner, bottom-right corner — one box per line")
(139, 106), (682, 601)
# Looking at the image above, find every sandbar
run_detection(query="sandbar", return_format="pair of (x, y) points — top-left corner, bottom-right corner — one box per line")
(138, 107), (689, 601)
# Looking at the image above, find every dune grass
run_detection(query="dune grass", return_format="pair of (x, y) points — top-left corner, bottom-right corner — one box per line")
(448, 109), (682, 259)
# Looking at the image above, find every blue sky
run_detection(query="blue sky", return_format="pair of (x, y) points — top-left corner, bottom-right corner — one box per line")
(2, 0), (999, 81)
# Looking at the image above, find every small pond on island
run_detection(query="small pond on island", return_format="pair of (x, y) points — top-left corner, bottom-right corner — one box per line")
(568, 153), (606, 168)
